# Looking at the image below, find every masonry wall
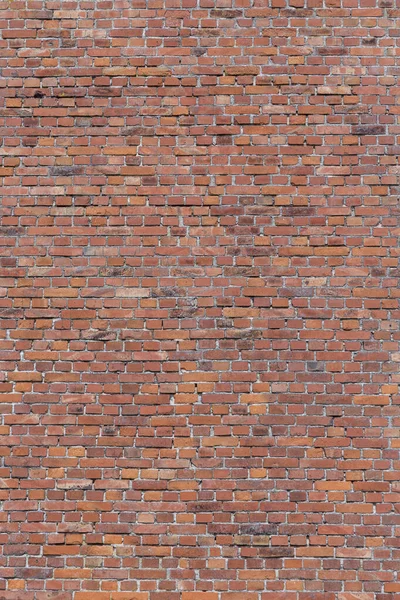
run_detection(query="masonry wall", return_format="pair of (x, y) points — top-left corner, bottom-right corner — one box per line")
(0, 0), (399, 599)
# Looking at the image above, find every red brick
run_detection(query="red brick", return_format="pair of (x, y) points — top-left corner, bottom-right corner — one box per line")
(0, 2), (397, 599)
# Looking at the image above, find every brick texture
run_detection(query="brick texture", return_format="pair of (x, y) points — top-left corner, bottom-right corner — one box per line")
(0, 0), (399, 598)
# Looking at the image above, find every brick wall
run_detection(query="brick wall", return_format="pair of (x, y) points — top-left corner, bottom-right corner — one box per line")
(0, 0), (398, 598)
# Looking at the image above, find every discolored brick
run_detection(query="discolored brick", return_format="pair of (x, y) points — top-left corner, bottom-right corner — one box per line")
(0, 1), (398, 598)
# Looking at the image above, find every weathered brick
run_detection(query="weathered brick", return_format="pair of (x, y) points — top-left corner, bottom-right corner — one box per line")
(0, 2), (397, 599)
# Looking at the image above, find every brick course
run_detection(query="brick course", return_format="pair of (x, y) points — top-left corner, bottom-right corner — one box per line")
(0, 0), (399, 598)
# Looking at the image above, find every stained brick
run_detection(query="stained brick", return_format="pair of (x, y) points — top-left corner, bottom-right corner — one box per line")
(0, 1), (397, 598)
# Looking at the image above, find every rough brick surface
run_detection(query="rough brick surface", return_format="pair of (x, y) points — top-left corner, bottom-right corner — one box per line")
(0, 0), (399, 598)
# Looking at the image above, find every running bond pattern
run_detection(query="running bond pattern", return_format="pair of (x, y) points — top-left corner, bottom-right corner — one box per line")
(0, 0), (399, 599)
